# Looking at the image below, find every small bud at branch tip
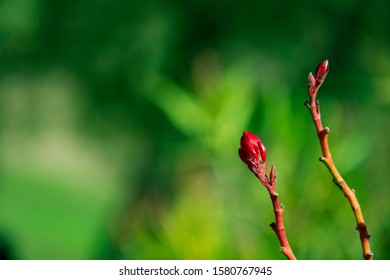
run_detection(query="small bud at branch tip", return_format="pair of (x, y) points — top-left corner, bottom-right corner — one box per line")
(308, 72), (316, 87)
(314, 60), (329, 86)
(238, 131), (267, 171)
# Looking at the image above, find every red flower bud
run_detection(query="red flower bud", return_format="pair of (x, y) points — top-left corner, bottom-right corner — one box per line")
(314, 60), (329, 86)
(238, 131), (266, 170)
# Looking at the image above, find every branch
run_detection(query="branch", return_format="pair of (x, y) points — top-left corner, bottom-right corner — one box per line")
(239, 132), (297, 260)
(305, 60), (373, 260)
(266, 166), (296, 260)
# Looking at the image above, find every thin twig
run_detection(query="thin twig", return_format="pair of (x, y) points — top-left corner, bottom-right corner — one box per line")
(265, 166), (296, 260)
(305, 60), (373, 260)
(239, 132), (296, 260)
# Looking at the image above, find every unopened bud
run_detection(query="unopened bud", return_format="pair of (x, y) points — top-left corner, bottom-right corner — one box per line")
(308, 72), (316, 87)
(238, 131), (267, 171)
(314, 60), (329, 86)
(269, 164), (277, 186)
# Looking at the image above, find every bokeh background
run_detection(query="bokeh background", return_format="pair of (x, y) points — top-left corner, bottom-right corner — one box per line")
(0, 0), (389, 260)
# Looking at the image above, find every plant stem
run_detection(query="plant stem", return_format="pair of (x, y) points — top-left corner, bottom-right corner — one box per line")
(239, 131), (296, 259)
(254, 167), (296, 260)
(268, 190), (296, 260)
(306, 71), (373, 260)
(238, 131), (296, 260)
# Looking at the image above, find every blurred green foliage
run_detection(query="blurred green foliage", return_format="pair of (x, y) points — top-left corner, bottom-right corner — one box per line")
(0, 0), (390, 260)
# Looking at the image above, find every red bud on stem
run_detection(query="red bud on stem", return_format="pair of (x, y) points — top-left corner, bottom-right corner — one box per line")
(314, 60), (329, 87)
(238, 131), (266, 171)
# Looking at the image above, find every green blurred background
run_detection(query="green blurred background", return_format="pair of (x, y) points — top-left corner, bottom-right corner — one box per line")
(0, 0), (389, 260)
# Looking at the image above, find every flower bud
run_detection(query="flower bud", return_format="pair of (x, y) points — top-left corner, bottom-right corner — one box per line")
(308, 72), (316, 88)
(238, 131), (266, 170)
(269, 164), (277, 186)
(314, 60), (329, 85)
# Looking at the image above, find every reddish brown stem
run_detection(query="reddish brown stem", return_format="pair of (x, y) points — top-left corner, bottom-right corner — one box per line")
(239, 132), (296, 259)
(306, 64), (373, 260)
(268, 190), (296, 260)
